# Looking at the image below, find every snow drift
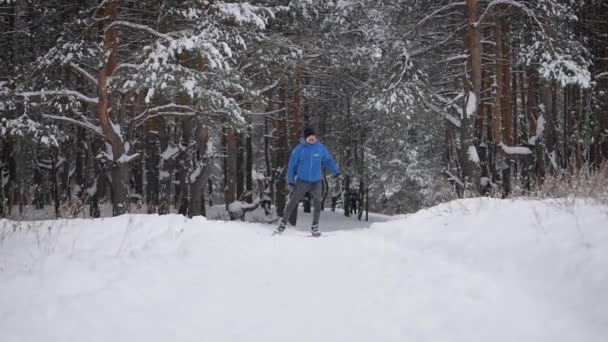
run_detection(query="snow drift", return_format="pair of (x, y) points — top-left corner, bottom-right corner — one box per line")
(0, 198), (607, 342)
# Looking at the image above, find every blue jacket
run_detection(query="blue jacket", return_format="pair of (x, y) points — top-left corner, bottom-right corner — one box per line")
(287, 140), (339, 184)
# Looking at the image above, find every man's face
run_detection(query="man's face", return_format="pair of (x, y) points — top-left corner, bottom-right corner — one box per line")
(305, 135), (316, 144)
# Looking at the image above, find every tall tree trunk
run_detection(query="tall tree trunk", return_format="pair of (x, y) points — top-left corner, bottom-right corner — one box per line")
(264, 91), (274, 207)
(176, 112), (193, 216)
(97, 0), (126, 216)
(74, 126), (87, 214)
(291, 63), (303, 145)
(0, 139), (6, 218)
(144, 117), (159, 213)
(543, 80), (557, 173)
(245, 120), (253, 203)
(512, 62), (519, 147)
(176, 129), (191, 216)
(495, 4), (513, 146)
(236, 131), (245, 200)
(33, 165), (44, 210)
(598, 1), (608, 162)
(343, 174), (350, 217)
(479, 26), (493, 193)
(273, 80), (288, 217)
(302, 74), (311, 127)
(289, 65), (303, 220)
(188, 55), (211, 216)
(527, 68), (539, 138)
(224, 127), (237, 210)
(88, 139), (104, 218)
(495, 4), (513, 197)
(572, 85), (585, 168)
(189, 126), (211, 217)
(563, 85), (571, 169)
(460, 0), (482, 194)
(527, 67), (546, 181)
(51, 150), (61, 218)
(208, 178), (214, 207)
(158, 119), (172, 215)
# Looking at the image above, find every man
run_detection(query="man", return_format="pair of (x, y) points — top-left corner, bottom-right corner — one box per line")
(274, 127), (340, 237)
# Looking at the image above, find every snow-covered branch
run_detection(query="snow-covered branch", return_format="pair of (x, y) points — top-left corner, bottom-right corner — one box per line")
(116, 152), (141, 164)
(19, 90), (99, 105)
(253, 77), (282, 96)
(112, 63), (140, 75)
(42, 114), (104, 139)
(145, 112), (196, 120)
(404, 2), (465, 38)
(443, 54), (469, 63)
(69, 62), (98, 86)
(475, 0), (545, 36)
(498, 143), (533, 156)
(105, 21), (172, 40)
(131, 103), (197, 124)
(445, 113), (462, 128)
(410, 27), (463, 58)
(243, 107), (286, 116)
(443, 170), (465, 188)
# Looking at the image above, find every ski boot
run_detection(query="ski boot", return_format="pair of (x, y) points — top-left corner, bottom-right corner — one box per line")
(311, 224), (321, 237)
(273, 221), (286, 236)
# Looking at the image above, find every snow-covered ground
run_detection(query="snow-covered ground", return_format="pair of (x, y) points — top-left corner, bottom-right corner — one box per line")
(1, 198), (607, 342)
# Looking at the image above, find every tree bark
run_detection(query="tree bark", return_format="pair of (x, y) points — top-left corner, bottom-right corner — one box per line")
(158, 118), (172, 215)
(264, 91), (274, 207)
(343, 174), (350, 217)
(273, 80), (288, 217)
(144, 117), (160, 213)
(494, 4), (513, 197)
(543, 80), (557, 173)
(527, 67), (546, 181)
(97, 0), (126, 216)
(460, 0), (482, 193)
(597, 2), (608, 162)
(291, 63), (303, 145)
(236, 131), (245, 200)
(189, 127), (211, 217)
(245, 120), (253, 203)
(495, 4), (512, 146)
(176, 93), (193, 216)
(224, 127), (237, 210)
(527, 67), (539, 138)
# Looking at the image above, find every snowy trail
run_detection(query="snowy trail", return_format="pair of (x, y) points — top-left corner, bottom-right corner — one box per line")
(279, 207), (389, 232)
(1, 199), (607, 342)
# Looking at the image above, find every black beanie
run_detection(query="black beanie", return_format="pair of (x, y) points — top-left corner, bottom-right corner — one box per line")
(303, 127), (315, 139)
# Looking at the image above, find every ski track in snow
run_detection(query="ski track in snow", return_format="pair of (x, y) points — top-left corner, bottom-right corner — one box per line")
(0, 199), (607, 342)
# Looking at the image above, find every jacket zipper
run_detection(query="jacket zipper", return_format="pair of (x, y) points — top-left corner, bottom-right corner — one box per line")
(309, 146), (313, 179)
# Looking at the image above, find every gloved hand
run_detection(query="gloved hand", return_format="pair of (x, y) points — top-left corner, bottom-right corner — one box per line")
(288, 183), (295, 192)
(332, 173), (341, 180)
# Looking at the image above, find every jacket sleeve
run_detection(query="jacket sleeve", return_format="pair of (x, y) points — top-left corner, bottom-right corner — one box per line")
(322, 145), (340, 175)
(287, 145), (301, 185)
